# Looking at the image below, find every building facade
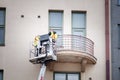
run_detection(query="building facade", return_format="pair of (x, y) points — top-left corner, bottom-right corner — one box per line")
(0, 0), (107, 80)
(111, 0), (120, 80)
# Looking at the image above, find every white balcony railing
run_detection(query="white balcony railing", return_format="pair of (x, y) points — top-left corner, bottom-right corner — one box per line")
(56, 35), (94, 55)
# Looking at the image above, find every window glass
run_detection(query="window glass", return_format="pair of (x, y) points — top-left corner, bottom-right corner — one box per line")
(49, 12), (63, 28)
(68, 74), (79, 80)
(0, 11), (5, 26)
(118, 0), (120, 5)
(118, 24), (120, 48)
(54, 72), (80, 80)
(0, 28), (5, 44)
(72, 13), (86, 28)
(49, 11), (63, 35)
(0, 8), (5, 46)
(55, 73), (66, 80)
(0, 70), (3, 80)
(72, 12), (86, 36)
(72, 29), (85, 36)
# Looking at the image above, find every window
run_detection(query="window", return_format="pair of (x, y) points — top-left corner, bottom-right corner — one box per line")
(118, 24), (120, 48)
(72, 11), (86, 36)
(54, 72), (80, 80)
(49, 10), (63, 46)
(72, 11), (86, 50)
(0, 70), (3, 80)
(0, 8), (5, 46)
(118, 0), (120, 5)
(49, 10), (63, 35)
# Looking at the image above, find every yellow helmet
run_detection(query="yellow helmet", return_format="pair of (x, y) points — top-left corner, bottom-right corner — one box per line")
(51, 31), (57, 40)
(33, 35), (40, 47)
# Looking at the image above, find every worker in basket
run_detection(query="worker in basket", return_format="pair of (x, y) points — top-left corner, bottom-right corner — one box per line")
(32, 31), (57, 56)
(48, 30), (58, 43)
(48, 30), (58, 55)
(33, 35), (40, 56)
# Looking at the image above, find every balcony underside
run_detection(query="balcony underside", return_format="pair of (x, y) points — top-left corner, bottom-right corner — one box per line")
(47, 50), (97, 72)
(56, 50), (97, 64)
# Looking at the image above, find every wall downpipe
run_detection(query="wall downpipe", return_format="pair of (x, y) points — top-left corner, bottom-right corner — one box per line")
(105, 0), (110, 80)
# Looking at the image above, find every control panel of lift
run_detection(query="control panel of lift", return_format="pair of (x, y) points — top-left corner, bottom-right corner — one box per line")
(29, 31), (57, 64)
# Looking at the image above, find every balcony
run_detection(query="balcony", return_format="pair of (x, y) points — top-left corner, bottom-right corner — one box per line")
(55, 35), (97, 64)
(48, 35), (97, 72)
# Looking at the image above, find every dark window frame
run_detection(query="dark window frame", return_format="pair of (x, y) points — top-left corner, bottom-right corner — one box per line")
(54, 72), (81, 80)
(0, 8), (6, 46)
(0, 70), (4, 80)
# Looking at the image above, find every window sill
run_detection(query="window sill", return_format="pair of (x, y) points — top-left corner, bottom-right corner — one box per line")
(117, 4), (120, 6)
(0, 44), (5, 46)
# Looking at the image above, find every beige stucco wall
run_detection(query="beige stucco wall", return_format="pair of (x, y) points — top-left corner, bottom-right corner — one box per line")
(0, 0), (105, 80)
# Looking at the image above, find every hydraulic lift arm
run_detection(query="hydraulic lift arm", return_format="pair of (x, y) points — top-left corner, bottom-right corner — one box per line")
(38, 64), (46, 80)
